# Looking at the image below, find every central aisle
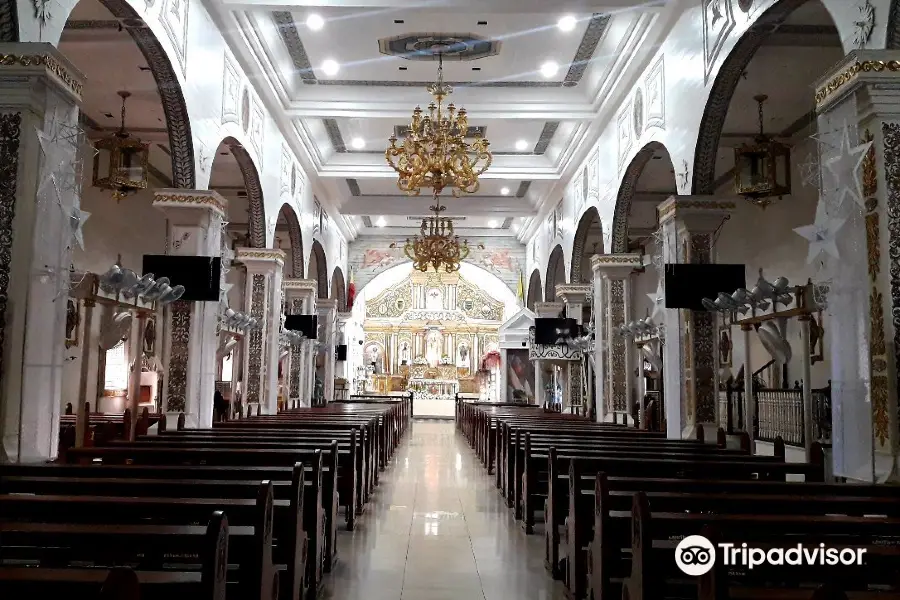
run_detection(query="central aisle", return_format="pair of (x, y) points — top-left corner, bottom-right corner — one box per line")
(322, 420), (567, 600)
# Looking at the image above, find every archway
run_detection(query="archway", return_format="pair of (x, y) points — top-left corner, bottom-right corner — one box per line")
(612, 142), (675, 253)
(331, 267), (347, 311)
(570, 207), (603, 283)
(275, 203), (304, 278)
(221, 138), (265, 248)
(692, 0), (812, 195)
(545, 245), (566, 301)
(526, 269), (542, 311)
(62, 0), (195, 189)
(308, 239), (328, 299)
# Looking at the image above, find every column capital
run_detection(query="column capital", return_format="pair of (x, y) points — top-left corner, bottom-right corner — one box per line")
(316, 298), (338, 315)
(236, 247), (285, 272)
(283, 278), (317, 299)
(657, 195), (735, 230)
(0, 42), (85, 103)
(590, 253), (642, 279)
(556, 284), (592, 304)
(815, 49), (900, 111)
(336, 311), (352, 322)
(534, 301), (564, 318)
(153, 189), (228, 221)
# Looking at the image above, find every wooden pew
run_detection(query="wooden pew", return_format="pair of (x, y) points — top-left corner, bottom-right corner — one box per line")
(0, 514), (228, 600)
(0, 486), (277, 600)
(622, 491), (900, 600)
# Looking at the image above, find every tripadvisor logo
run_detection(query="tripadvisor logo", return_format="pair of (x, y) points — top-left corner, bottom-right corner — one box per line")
(675, 535), (867, 576)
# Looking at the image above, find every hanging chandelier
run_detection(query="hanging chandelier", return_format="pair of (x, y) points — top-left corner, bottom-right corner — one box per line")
(385, 52), (492, 198)
(391, 204), (479, 273)
(93, 91), (150, 202)
(734, 94), (791, 208)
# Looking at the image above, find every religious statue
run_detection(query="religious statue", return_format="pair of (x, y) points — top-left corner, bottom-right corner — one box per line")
(400, 341), (410, 365)
(425, 329), (441, 368)
(457, 343), (469, 367)
(143, 316), (156, 356)
(719, 330), (732, 366)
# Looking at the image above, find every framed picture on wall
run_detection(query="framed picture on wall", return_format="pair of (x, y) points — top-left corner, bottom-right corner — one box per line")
(65, 298), (80, 349)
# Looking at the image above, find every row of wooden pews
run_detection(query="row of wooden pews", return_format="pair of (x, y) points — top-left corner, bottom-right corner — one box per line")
(0, 397), (411, 600)
(58, 404), (161, 460)
(456, 399), (900, 600)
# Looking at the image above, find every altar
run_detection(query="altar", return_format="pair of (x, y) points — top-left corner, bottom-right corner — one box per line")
(408, 364), (459, 418)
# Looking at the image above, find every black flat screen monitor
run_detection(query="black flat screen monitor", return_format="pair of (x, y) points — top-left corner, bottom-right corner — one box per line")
(534, 318), (577, 345)
(285, 314), (318, 340)
(664, 264), (746, 311)
(141, 255), (221, 302)
(335, 344), (348, 361)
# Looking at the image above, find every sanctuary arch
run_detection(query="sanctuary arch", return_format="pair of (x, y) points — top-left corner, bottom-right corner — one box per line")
(347, 262), (518, 418)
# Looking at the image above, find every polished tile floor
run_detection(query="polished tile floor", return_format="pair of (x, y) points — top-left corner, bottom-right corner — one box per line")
(321, 420), (567, 600)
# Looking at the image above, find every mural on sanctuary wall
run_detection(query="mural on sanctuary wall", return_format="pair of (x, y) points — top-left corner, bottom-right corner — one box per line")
(350, 236), (526, 294)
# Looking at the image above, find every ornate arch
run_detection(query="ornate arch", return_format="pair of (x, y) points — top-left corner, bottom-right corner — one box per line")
(691, 0), (808, 196)
(570, 207), (602, 283)
(99, 0), (196, 189)
(611, 142), (665, 253)
(222, 137), (265, 248)
(890, 0), (900, 48)
(526, 269), (542, 311)
(331, 267), (347, 311)
(545, 244), (566, 301)
(0, 0), (17, 42)
(309, 239), (328, 299)
(278, 203), (304, 278)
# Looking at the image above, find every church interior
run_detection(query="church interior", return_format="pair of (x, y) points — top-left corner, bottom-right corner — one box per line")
(2, 0), (900, 598)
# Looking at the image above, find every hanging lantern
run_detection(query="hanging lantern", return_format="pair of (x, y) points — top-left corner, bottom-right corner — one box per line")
(93, 91), (149, 202)
(733, 94), (791, 208)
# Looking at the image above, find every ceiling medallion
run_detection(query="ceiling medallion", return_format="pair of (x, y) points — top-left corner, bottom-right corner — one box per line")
(390, 203), (482, 273)
(378, 33), (499, 62)
(386, 52), (493, 198)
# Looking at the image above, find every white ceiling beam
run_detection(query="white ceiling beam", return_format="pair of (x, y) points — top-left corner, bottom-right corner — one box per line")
(339, 195), (536, 216)
(318, 164), (559, 179)
(220, 0), (660, 12)
(286, 102), (596, 121)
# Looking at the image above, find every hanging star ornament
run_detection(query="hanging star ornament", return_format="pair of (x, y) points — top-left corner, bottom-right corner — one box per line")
(798, 150), (821, 190)
(647, 279), (665, 320)
(824, 122), (872, 209)
(793, 199), (846, 264)
(70, 206), (90, 250)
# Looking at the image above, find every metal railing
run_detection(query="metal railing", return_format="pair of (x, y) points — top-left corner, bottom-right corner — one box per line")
(717, 383), (831, 447)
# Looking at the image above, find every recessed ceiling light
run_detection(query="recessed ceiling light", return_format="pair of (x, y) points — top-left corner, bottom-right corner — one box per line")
(321, 59), (340, 76)
(513, 224), (519, 233)
(351, 137), (366, 150)
(500, 187), (510, 196)
(306, 13), (324, 31)
(515, 140), (528, 151)
(557, 15), (577, 32)
(376, 216), (386, 227)
(488, 219), (498, 228)
(540, 61), (559, 78)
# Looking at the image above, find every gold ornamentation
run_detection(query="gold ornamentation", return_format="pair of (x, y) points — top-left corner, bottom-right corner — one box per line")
(236, 249), (286, 265)
(0, 53), (84, 97)
(815, 60), (900, 106)
(873, 375), (889, 445)
(862, 129), (877, 197)
(385, 54), (491, 197)
(871, 290), (886, 355)
(153, 192), (227, 216)
(392, 203), (479, 273)
(590, 253), (643, 268)
(866, 212), (881, 278)
(92, 91), (149, 201)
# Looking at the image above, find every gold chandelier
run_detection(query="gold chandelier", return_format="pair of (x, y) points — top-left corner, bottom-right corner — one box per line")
(391, 204), (480, 273)
(92, 91), (149, 202)
(385, 53), (492, 197)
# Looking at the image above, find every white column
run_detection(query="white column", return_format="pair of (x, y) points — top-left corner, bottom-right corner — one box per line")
(800, 315), (814, 455)
(0, 44), (85, 462)
(155, 190), (228, 429)
(657, 196), (735, 439)
(317, 299), (337, 403)
(500, 348), (509, 402)
(590, 263), (606, 422)
(556, 284), (591, 414)
(236, 248), (285, 416)
(591, 256), (642, 423)
(283, 279), (317, 407)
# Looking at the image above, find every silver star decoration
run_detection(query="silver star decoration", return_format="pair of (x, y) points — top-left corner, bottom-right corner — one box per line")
(647, 279), (665, 320)
(798, 151), (821, 190)
(793, 199), (846, 264)
(70, 206), (90, 250)
(824, 123), (871, 209)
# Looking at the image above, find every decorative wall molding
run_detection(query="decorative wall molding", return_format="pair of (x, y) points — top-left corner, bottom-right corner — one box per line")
(702, 0), (736, 84)
(153, 189), (227, 217)
(644, 54), (666, 130)
(0, 112), (20, 391)
(245, 273), (266, 404)
(564, 13), (611, 87)
(159, 0), (188, 76)
(236, 247), (286, 266)
(616, 99), (634, 167)
(882, 121), (900, 440)
(221, 52), (241, 126)
(165, 300), (191, 411)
